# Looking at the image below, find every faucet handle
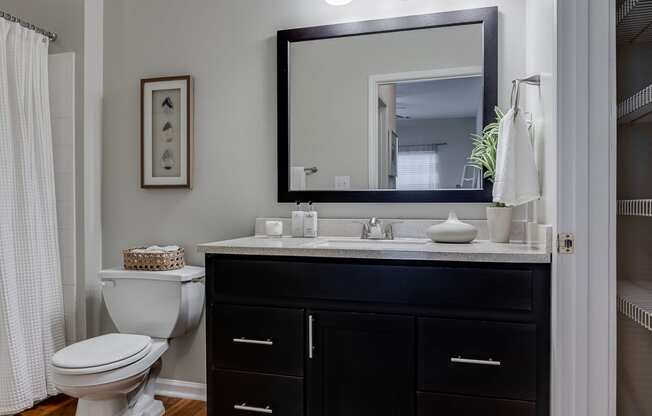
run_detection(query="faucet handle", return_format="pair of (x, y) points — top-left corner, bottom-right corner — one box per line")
(353, 220), (371, 239)
(383, 221), (403, 240)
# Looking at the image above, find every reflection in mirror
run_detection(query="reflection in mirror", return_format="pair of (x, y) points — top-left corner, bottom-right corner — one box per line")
(378, 76), (484, 191)
(289, 23), (484, 192)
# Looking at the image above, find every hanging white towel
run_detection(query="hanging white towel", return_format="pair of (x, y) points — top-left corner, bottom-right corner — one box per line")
(291, 166), (306, 190)
(493, 108), (540, 206)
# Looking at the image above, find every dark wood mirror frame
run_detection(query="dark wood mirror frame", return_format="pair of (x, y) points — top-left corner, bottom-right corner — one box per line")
(278, 7), (498, 203)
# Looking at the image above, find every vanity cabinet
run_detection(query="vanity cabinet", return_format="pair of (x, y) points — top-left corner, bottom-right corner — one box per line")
(205, 254), (550, 416)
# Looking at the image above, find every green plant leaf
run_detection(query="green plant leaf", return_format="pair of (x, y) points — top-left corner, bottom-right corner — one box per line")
(467, 106), (504, 183)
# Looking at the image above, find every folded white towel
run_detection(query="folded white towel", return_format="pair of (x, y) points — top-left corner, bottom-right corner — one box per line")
(291, 166), (306, 190)
(493, 108), (540, 206)
(132, 245), (180, 254)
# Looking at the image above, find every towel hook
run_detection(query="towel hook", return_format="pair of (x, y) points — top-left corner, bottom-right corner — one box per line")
(510, 75), (541, 117)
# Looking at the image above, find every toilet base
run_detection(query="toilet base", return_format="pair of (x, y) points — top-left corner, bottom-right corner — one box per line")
(72, 359), (164, 416)
(76, 397), (127, 416)
(75, 397), (163, 416)
(124, 397), (164, 416)
(124, 367), (164, 416)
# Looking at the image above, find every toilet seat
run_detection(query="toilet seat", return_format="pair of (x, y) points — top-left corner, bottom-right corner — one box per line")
(52, 337), (168, 389)
(52, 334), (152, 375)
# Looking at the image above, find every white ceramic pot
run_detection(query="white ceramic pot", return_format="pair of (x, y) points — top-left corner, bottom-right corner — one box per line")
(426, 212), (478, 244)
(486, 206), (513, 243)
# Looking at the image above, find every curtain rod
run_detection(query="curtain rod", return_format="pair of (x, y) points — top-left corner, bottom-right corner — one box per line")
(0, 10), (57, 42)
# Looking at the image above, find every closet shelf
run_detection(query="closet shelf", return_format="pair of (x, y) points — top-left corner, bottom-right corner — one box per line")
(618, 280), (652, 331)
(618, 0), (652, 44)
(618, 199), (652, 216)
(618, 84), (652, 124)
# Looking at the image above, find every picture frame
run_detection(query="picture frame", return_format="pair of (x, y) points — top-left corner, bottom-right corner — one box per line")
(141, 75), (193, 188)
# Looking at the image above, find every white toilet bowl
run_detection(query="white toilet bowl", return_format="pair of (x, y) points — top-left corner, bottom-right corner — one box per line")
(52, 334), (168, 416)
(52, 266), (205, 416)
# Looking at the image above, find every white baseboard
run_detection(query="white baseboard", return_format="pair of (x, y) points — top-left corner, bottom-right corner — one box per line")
(155, 378), (206, 402)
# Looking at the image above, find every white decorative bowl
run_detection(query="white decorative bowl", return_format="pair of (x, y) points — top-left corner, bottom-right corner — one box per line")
(426, 212), (478, 244)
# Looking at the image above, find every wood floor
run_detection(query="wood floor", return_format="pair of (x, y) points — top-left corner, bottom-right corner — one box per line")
(17, 394), (206, 416)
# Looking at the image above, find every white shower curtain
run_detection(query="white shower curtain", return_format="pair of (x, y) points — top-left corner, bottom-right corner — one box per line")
(0, 20), (66, 415)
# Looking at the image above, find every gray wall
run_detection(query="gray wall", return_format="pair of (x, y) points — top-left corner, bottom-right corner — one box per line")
(1, 0), (86, 340)
(103, 0), (532, 384)
(397, 117), (477, 189)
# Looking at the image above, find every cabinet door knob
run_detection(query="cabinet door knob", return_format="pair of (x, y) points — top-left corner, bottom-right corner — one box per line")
(234, 403), (273, 414)
(450, 356), (501, 366)
(232, 337), (274, 346)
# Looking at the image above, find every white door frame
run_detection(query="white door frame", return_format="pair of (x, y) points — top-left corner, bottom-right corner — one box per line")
(554, 1), (616, 416)
(367, 66), (483, 189)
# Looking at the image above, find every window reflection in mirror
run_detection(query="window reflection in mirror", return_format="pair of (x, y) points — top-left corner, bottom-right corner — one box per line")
(288, 23), (484, 192)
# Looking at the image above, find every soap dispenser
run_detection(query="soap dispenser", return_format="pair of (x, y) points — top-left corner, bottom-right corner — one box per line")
(291, 202), (305, 237)
(303, 202), (318, 238)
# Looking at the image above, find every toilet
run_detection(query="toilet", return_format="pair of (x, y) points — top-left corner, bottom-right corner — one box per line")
(51, 266), (205, 416)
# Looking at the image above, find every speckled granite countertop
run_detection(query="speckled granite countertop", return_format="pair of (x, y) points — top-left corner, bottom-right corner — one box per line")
(198, 236), (551, 264)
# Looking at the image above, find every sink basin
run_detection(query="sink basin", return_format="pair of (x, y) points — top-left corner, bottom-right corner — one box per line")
(310, 237), (430, 250)
(322, 237), (427, 245)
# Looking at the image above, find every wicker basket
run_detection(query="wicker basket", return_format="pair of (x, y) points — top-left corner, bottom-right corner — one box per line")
(123, 247), (185, 271)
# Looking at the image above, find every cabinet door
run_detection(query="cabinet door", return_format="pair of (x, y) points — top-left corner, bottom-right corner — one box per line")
(307, 311), (414, 416)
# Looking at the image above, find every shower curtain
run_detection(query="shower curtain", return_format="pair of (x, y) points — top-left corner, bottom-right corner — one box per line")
(0, 19), (66, 415)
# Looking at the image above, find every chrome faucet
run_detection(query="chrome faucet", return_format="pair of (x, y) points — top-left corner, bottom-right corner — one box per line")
(358, 218), (402, 240)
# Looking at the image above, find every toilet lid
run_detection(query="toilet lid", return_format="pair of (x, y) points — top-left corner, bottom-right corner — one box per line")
(52, 334), (152, 374)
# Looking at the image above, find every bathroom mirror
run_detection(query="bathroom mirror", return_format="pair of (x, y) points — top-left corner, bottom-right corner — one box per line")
(278, 7), (497, 203)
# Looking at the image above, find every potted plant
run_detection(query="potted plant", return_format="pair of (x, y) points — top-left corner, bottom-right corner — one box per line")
(468, 107), (512, 243)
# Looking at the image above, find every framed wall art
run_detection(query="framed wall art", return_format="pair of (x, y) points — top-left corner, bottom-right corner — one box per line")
(141, 75), (193, 188)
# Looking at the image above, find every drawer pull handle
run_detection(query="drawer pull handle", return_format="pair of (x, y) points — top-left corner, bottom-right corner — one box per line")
(308, 315), (314, 359)
(232, 337), (274, 346)
(234, 403), (273, 414)
(451, 356), (501, 366)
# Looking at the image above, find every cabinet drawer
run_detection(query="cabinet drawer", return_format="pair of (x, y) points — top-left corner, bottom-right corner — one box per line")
(418, 318), (537, 401)
(209, 369), (303, 416)
(209, 256), (534, 312)
(209, 305), (304, 376)
(417, 392), (535, 416)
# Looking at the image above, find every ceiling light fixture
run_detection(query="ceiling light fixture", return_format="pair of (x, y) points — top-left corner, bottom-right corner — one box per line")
(325, 0), (353, 5)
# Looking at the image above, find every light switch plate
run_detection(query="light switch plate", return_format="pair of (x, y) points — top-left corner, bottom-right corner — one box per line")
(334, 176), (351, 190)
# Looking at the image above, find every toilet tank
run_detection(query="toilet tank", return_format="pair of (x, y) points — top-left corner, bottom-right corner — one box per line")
(100, 266), (205, 339)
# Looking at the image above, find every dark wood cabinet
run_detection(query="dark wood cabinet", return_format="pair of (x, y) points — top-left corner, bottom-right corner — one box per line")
(209, 257), (535, 312)
(417, 392), (536, 416)
(307, 311), (414, 416)
(418, 318), (537, 401)
(206, 254), (550, 416)
(210, 369), (303, 416)
(209, 305), (304, 376)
